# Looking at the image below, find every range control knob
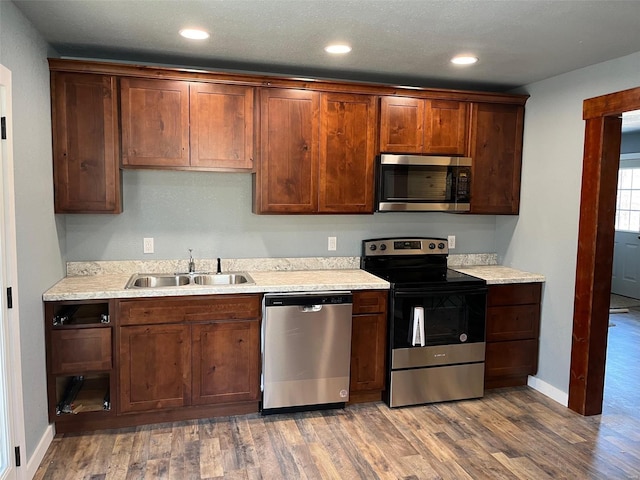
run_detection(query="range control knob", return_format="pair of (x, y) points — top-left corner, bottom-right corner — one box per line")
(380, 243), (387, 251)
(369, 244), (377, 251)
(438, 242), (446, 250)
(429, 242), (436, 250)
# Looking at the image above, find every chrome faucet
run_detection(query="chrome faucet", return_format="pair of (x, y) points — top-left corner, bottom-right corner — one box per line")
(188, 249), (196, 273)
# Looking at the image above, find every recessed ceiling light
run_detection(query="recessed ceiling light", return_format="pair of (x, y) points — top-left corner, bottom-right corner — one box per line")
(179, 28), (210, 40)
(451, 55), (478, 65)
(325, 44), (352, 54)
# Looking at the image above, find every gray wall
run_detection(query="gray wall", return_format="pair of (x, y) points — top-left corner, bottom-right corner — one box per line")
(0, 1), (65, 461)
(63, 170), (498, 261)
(622, 131), (640, 154)
(498, 50), (640, 397)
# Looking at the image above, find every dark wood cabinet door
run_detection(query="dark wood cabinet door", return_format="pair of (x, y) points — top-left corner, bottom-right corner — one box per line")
(51, 72), (120, 213)
(350, 312), (387, 393)
(255, 88), (320, 213)
(190, 83), (254, 170)
(469, 103), (524, 214)
(120, 78), (190, 167)
(352, 290), (388, 315)
(424, 99), (469, 155)
(319, 92), (377, 213)
(486, 304), (541, 342)
(191, 320), (260, 405)
(119, 324), (191, 413)
(379, 96), (424, 153)
(50, 328), (112, 374)
(484, 283), (542, 389)
(485, 339), (539, 380)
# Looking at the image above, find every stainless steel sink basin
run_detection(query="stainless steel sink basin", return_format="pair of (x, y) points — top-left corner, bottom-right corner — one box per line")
(125, 272), (254, 289)
(192, 273), (252, 285)
(127, 274), (191, 288)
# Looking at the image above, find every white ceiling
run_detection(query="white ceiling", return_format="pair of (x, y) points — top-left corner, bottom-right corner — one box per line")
(12, 0), (640, 131)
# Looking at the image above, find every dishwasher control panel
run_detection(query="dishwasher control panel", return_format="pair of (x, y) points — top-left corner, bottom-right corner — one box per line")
(264, 292), (352, 307)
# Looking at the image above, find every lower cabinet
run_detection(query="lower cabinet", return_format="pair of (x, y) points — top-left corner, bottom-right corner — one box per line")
(44, 300), (116, 433)
(349, 290), (388, 403)
(45, 294), (261, 433)
(118, 294), (262, 414)
(118, 323), (191, 412)
(484, 283), (542, 389)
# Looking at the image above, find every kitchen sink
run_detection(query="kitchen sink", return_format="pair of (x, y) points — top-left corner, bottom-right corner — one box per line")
(192, 274), (252, 285)
(125, 272), (254, 289)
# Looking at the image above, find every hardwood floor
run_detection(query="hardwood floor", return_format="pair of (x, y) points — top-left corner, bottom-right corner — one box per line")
(35, 315), (640, 480)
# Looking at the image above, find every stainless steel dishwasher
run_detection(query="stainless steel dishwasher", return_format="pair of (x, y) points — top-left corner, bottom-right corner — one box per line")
(262, 291), (353, 414)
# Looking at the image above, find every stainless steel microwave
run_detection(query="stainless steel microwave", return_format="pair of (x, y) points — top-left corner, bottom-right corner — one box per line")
(376, 154), (472, 212)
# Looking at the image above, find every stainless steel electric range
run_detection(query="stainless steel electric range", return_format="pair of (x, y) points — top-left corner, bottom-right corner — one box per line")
(361, 237), (488, 407)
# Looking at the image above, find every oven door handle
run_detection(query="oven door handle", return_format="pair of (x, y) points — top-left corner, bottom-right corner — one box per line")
(394, 286), (487, 297)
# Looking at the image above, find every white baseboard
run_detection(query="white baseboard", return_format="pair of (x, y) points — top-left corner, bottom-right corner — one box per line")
(527, 376), (569, 406)
(25, 424), (55, 479)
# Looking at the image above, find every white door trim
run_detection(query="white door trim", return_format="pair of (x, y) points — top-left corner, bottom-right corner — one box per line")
(0, 64), (27, 480)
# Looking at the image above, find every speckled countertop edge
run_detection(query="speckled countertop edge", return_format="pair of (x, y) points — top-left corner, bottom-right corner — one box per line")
(452, 265), (545, 285)
(44, 255), (544, 301)
(42, 269), (391, 301)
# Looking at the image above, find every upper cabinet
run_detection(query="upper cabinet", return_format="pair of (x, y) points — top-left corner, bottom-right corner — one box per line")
(190, 83), (254, 170)
(48, 59), (527, 215)
(379, 96), (469, 155)
(469, 103), (525, 214)
(51, 72), (121, 213)
(121, 78), (254, 170)
(254, 88), (320, 213)
(254, 89), (377, 214)
(120, 78), (190, 167)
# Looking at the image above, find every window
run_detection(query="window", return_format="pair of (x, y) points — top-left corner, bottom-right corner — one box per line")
(615, 168), (640, 232)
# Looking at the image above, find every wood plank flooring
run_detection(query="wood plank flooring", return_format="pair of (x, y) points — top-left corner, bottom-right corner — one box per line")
(35, 312), (640, 480)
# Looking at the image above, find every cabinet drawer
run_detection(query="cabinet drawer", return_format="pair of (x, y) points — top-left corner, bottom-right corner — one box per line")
(486, 304), (540, 341)
(485, 339), (538, 378)
(352, 290), (388, 315)
(488, 283), (541, 306)
(50, 328), (111, 374)
(119, 295), (262, 325)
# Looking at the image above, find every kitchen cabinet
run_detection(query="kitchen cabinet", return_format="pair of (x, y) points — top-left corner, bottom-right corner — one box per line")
(117, 294), (261, 414)
(349, 290), (388, 403)
(484, 283), (542, 389)
(44, 300), (115, 433)
(254, 89), (377, 214)
(50, 72), (121, 213)
(120, 78), (190, 167)
(120, 78), (254, 170)
(191, 320), (260, 405)
(469, 103), (525, 214)
(379, 96), (469, 155)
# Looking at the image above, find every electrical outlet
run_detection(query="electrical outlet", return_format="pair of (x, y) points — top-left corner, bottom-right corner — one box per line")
(328, 236), (337, 251)
(143, 237), (154, 254)
(448, 235), (456, 249)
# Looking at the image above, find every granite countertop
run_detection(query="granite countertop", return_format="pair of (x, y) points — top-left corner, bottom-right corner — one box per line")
(42, 269), (390, 301)
(42, 256), (544, 301)
(451, 265), (545, 284)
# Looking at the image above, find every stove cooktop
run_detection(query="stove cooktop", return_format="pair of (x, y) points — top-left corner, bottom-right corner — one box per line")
(360, 237), (486, 290)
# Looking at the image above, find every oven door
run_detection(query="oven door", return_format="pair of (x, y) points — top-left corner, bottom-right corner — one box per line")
(390, 285), (487, 350)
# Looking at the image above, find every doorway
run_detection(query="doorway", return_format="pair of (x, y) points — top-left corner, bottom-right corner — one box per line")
(611, 150), (640, 300)
(0, 64), (26, 480)
(569, 86), (640, 416)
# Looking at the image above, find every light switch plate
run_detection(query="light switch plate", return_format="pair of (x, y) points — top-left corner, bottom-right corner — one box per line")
(328, 236), (337, 251)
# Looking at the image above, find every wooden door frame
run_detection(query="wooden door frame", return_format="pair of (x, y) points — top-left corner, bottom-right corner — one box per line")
(569, 85), (640, 415)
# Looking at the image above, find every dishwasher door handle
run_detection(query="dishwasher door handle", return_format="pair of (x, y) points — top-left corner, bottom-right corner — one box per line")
(300, 305), (323, 313)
